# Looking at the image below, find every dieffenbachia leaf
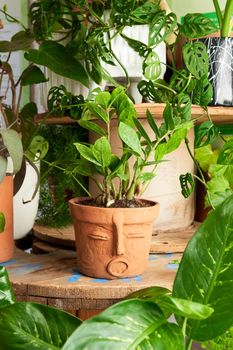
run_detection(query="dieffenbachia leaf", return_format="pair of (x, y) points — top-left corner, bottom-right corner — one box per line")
(173, 194), (233, 341)
(62, 299), (184, 350)
(0, 267), (15, 308)
(0, 302), (82, 350)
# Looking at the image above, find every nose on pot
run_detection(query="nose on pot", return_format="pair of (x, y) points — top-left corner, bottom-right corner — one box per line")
(113, 211), (125, 256)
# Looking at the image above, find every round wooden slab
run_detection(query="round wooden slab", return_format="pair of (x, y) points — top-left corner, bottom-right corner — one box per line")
(33, 222), (198, 254)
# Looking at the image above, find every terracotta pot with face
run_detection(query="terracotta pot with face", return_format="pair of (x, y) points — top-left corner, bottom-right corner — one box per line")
(0, 175), (14, 262)
(69, 198), (159, 279)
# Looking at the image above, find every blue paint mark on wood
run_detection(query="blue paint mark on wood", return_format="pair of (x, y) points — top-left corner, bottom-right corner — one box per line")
(133, 275), (142, 282)
(0, 259), (17, 266)
(90, 278), (109, 283)
(167, 263), (179, 270)
(148, 256), (157, 261)
(68, 273), (83, 283)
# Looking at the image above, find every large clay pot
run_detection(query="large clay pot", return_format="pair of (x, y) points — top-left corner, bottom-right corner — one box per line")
(69, 197), (159, 279)
(0, 175), (14, 262)
(199, 37), (233, 106)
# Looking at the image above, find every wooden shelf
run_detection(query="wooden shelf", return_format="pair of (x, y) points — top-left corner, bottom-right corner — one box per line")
(35, 104), (233, 125)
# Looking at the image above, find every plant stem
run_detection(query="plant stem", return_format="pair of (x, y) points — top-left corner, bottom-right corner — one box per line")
(185, 338), (193, 350)
(221, 0), (233, 37)
(213, 0), (223, 30)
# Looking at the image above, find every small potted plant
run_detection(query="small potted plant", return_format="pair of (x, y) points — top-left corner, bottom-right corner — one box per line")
(68, 87), (193, 279)
(179, 0), (233, 106)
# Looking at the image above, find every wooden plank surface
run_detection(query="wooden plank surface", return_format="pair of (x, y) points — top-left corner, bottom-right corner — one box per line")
(3, 248), (181, 305)
(35, 104), (233, 125)
(33, 222), (197, 254)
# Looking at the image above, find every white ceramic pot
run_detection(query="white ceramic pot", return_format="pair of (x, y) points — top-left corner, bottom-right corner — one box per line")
(13, 160), (40, 240)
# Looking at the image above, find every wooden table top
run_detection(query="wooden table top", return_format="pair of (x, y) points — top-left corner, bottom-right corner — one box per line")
(3, 249), (181, 305)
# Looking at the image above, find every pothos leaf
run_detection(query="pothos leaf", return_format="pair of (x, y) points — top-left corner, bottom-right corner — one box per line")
(183, 41), (209, 79)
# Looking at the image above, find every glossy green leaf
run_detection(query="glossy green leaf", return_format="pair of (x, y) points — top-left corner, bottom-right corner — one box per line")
(205, 176), (233, 208)
(0, 156), (7, 183)
(192, 75), (213, 106)
(0, 213), (5, 233)
(92, 137), (112, 168)
(0, 267), (15, 307)
(0, 31), (34, 52)
(127, 286), (171, 300)
(163, 101), (175, 130)
(86, 102), (109, 123)
(138, 172), (156, 182)
(195, 121), (219, 148)
(25, 41), (89, 87)
(95, 91), (111, 109)
(218, 139), (233, 165)
(21, 65), (48, 86)
(173, 195), (233, 341)
(118, 122), (142, 156)
(183, 41), (209, 79)
(195, 145), (218, 172)
(209, 164), (233, 187)
(133, 117), (152, 145)
(0, 302), (82, 350)
(143, 52), (162, 80)
(146, 109), (161, 138)
(63, 299), (184, 350)
(74, 143), (101, 166)
(78, 120), (106, 137)
(180, 14), (218, 39)
(0, 129), (23, 173)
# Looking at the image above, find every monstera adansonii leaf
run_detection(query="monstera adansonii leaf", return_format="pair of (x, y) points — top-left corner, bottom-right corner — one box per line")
(62, 299), (184, 350)
(0, 302), (82, 350)
(173, 194), (233, 341)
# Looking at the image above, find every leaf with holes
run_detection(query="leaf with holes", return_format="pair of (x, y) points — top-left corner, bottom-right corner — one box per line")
(129, 2), (160, 24)
(195, 121), (219, 148)
(149, 12), (177, 47)
(63, 299), (184, 350)
(143, 52), (162, 80)
(180, 14), (218, 39)
(183, 41), (209, 79)
(173, 93), (192, 122)
(179, 173), (195, 198)
(192, 75), (213, 106)
(173, 194), (233, 341)
(121, 34), (151, 57)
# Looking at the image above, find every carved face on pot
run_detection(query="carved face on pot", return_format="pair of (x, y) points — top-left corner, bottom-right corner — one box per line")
(70, 200), (159, 279)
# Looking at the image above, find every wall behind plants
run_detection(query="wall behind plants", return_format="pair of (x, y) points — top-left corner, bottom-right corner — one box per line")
(170, 0), (226, 19)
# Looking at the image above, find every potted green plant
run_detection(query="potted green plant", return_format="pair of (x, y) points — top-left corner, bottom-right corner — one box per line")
(63, 86), (194, 279)
(0, 194), (232, 349)
(179, 0), (233, 106)
(0, 15), (49, 239)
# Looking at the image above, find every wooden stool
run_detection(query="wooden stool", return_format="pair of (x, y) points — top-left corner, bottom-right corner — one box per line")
(4, 248), (182, 320)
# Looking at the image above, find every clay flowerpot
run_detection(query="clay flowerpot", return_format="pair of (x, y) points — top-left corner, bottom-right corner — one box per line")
(69, 198), (159, 279)
(0, 175), (14, 262)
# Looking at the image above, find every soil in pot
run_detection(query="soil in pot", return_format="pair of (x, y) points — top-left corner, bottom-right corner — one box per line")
(69, 197), (159, 279)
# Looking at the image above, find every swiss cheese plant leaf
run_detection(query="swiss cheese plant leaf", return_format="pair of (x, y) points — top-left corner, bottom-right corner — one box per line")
(118, 122), (142, 156)
(179, 173), (195, 199)
(0, 302), (81, 350)
(92, 137), (112, 168)
(0, 212), (5, 233)
(180, 14), (218, 39)
(0, 129), (23, 173)
(172, 93), (191, 122)
(183, 41), (209, 79)
(0, 156), (7, 183)
(143, 52), (161, 80)
(0, 267), (15, 307)
(195, 121), (219, 148)
(129, 2), (160, 24)
(27, 136), (49, 161)
(74, 143), (101, 166)
(192, 75), (213, 106)
(62, 299), (184, 350)
(0, 31), (34, 52)
(121, 34), (151, 57)
(25, 41), (89, 87)
(173, 195), (233, 341)
(149, 12), (177, 47)
(21, 65), (48, 86)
